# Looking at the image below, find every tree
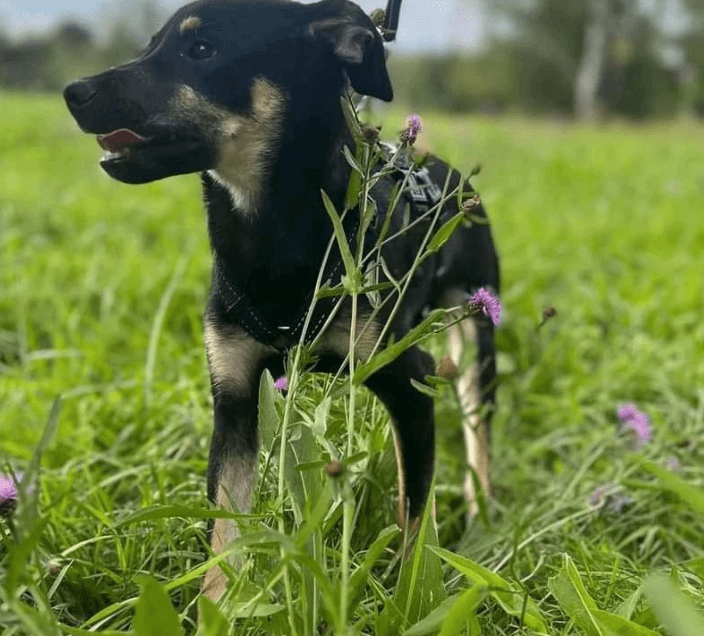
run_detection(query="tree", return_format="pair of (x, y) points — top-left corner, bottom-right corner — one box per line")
(574, 0), (610, 120)
(480, 0), (677, 119)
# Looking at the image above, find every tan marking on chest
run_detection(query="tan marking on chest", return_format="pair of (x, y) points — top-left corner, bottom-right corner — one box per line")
(210, 78), (286, 217)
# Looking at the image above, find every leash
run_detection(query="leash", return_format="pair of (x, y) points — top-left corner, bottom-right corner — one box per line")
(381, 0), (403, 41)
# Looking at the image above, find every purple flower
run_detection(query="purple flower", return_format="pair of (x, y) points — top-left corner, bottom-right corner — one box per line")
(0, 473), (20, 517)
(401, 114), (422, 144)
(469, 288), (502, 326)
(274, 376), (288, 391)
(617, 403), (651, 446)
(665, 455), (680, 471)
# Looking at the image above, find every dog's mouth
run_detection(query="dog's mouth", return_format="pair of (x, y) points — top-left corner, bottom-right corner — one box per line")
(90, 124), (213, 184)
(97, 128), (151, 163)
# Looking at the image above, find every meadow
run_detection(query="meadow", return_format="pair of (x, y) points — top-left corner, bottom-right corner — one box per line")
(1, 90), (704, 635)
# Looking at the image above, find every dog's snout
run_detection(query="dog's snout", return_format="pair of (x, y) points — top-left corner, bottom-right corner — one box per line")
(64, 79), (97, 110)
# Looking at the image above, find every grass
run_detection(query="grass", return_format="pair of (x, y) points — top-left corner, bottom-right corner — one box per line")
(1, 90), (704, 635)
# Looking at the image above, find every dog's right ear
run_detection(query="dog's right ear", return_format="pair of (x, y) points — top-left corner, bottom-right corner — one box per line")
(309, 0), (393, 102)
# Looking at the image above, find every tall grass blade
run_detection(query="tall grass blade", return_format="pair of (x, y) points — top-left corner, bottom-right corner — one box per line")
(637, 459), (704, 517)
(5, 398), (60, 596)
(143, 251), (189, 406)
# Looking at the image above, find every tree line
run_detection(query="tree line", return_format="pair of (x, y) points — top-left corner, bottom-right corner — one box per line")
(2, 0), (704, 120)
(391, 0), (704, 119)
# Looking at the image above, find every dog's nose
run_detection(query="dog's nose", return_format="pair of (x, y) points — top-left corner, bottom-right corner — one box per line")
(63, 80), (97, 110)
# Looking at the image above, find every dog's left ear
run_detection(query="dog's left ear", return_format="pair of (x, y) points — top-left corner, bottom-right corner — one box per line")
(310, 0), (393, 101)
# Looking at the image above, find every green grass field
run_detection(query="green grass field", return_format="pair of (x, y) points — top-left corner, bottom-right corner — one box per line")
(1, 91), (704, 635)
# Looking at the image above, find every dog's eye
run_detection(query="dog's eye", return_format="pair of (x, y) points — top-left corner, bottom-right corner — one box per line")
(188, 40), (215, 60)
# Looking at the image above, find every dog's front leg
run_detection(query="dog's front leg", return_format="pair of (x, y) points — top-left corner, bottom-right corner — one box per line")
(201, 394), (258, 601)
(201, 318), (271, 602)
(364, 346), (436, 529)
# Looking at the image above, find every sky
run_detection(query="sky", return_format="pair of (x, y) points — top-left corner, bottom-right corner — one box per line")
(0, 0), (486, 52)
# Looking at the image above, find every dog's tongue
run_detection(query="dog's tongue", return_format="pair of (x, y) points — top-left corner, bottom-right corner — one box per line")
(97, 129), (145, 152)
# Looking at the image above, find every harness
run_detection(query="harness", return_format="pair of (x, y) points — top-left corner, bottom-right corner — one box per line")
(215, 146), (442, 350)
(213, 221), (351, 350)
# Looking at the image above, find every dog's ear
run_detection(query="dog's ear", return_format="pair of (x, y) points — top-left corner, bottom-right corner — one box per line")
(309, 0), (393, 102)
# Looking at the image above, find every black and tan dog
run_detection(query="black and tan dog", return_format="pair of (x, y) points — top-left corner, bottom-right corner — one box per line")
(64, 0), (499, 601)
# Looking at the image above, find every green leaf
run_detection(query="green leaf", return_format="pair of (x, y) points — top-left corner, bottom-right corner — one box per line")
(196, 596), (228, 636)
(312, 396), (331, 437)
(231, 603), (286, 618)
(345, 159), (363, 210)
(340, 94), (364, 143)
(349, 525), (400, 615)
(116, 504), (251, 527)
(375, 181), (402, 245)
(615, 584), (644, 620)
(379, 482), (445, 634)
(683, 556), (704, 579)
(343, 144), (364, 174)
(548, 554), (601, 636)
(644, 573), (704, 636)
(637, 459), (704, 517)
(321, 190), (357, 283)
(283, 418), (317, 525)
(402, 594), (460, 636)
(409, 378), (440, 398)
(401, 589), (484, 636)
(591, 610), (661, 636)
(258, 370), (281, 451)
(431, 546), (547, 633)
(426, 212), (464, 253)
(549, 555), (659, 636)
(133, 576), (184, 636)
(437, 585), (486, 636)
(353, 309), (447, 384)
(6, 595), (62, 636)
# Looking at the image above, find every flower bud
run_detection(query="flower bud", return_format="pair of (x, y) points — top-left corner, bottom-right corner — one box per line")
(436, 355), (459, 381)
(325, 460), (345, 478)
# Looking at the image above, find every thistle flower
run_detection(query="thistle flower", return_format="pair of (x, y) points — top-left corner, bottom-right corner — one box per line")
(274, 376), (288, 391)
(469, 288), (501, 326)
(0, 473), (20, 518)
(400, 114), (422, 144)
(617, 403), (651, 446)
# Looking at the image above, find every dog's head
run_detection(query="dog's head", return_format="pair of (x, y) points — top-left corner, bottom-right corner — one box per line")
(64, 0), (392, 185)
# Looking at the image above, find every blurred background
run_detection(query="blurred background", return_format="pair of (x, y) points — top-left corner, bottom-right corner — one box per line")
(1, 0), (704, 120)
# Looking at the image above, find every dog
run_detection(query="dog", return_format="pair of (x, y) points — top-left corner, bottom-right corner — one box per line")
(64, 0), (499, 602)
